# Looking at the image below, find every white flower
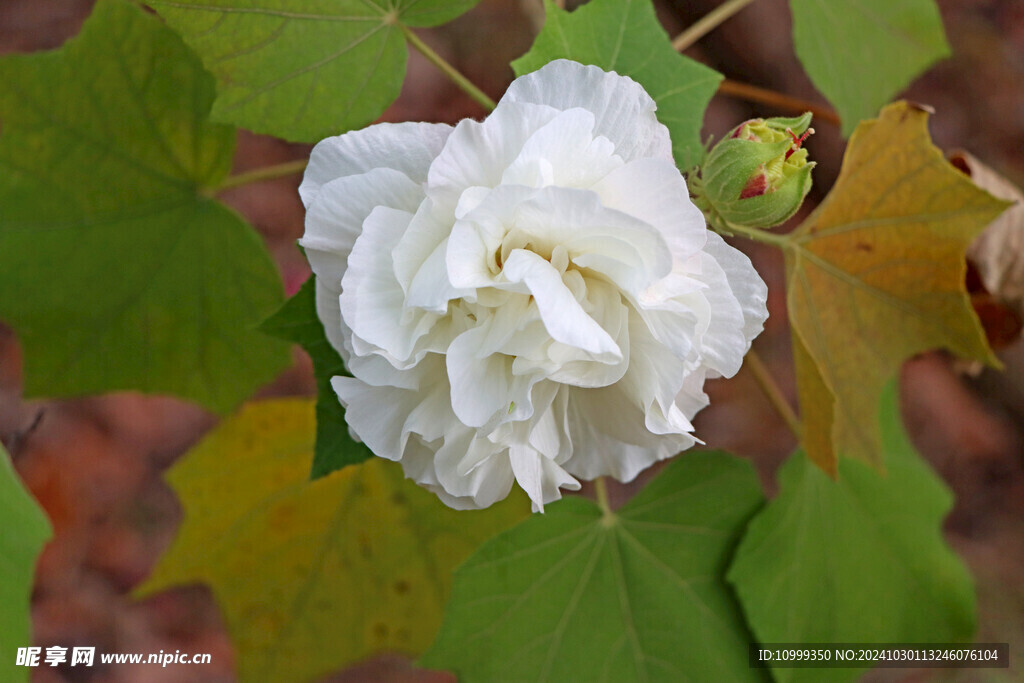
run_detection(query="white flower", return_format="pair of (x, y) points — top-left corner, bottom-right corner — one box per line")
(299, 59), (768, 511)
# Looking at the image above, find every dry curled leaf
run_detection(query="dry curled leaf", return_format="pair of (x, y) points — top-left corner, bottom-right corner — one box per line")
(953, 151), (1024, 340)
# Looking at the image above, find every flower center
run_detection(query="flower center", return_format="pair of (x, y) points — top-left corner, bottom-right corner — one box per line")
(491, 229), (570, 275)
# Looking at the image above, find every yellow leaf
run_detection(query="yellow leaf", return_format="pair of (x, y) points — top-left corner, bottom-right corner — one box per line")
(786, 102), (1009, 470)
(137, 399), (529, 682)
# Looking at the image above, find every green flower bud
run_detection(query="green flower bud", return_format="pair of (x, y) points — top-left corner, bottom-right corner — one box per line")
(695, 112), (815, 229)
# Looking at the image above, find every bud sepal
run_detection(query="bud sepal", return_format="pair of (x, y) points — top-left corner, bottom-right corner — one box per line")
(695, 112), (815, 229)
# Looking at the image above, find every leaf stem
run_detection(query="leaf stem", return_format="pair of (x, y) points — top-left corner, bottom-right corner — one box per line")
(213, 159), (308, 193)
(400, 23), (497, 112)
(672, 0), (759, 52)
(718, 79), (841, 126)
(745, 349), (801, 438)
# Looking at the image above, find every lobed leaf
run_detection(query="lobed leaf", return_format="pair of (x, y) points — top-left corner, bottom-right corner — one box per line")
(786, 102), (1008, 471)
(512, 0), (722, 170)
(728, 384), (976, 683)
(137, 399), (529, 682)
(0, 0), (288, 414)
(0, 444), (52, 683)
(260, 277), (371, 479)
(790, 0), (951, 137)
(421, 452), (766, 682)
(149, 0), (484, 141)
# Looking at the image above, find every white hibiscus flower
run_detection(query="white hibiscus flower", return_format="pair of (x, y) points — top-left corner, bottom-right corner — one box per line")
(299, 59), (768, 511)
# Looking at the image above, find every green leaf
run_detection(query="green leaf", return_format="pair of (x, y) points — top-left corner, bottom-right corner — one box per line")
(727, 384), (976, 683)
(790, 0), (950, 137)
(421, 452), (766, 682)
(0, 444), (52, 683)
(512, 0), (723, 169)
(0, 0), (289, 414)
(137, 399), (529, 683)
(260, 277), (370, 478)
(149, 0), (484, 141)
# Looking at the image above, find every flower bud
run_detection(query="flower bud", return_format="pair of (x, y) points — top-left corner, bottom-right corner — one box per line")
(696, 112), (815, 229)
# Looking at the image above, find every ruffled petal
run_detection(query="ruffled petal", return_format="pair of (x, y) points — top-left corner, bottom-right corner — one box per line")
(509, 445), (580, 512)
(340, 207), (439, 365)
(704, 231), (769, 348)
(513, 186), (672, 295)
(301, 168), (424, 288)
(426, 102), (560, 206)
(502, 249), (620, 360)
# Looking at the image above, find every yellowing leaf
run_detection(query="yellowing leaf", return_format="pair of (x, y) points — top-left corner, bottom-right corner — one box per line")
(786, 102), (1009, 470)
(137, 399), (529, 682)
(791, 331), (836, 475)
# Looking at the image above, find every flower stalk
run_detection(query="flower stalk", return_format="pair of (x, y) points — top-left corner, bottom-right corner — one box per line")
(594, 477), (614, 520)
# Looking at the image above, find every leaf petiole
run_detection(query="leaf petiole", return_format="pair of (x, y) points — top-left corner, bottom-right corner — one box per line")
(211, 158), (309, 194)
(399, 23), (497, 112)
(717, 79), (841, 126)
(744, 349), (802, 438)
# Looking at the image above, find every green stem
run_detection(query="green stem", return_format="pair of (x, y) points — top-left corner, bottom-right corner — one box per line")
(594, 477), (613, 518)
(672, 0), (759, 52)
(213, 159), (308, 193)
(744, 349), (801, 438)
(714, 219), (793, 249)
(400, 23), (497, 112)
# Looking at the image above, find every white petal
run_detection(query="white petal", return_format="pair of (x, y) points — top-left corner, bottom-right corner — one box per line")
(674, 365), (712, 418)
(689, 233), (768, 378)
(392, 198), (458, 296)
(446, 328), (515, 428)
(314, 278), (349, 361)
(300, 122), (451, 207)
(563, 384), (692, 482)
(446, 184), (536, 290)
(545, 277), (631, 388)
(501, 107), (623, 188)
(590, 158), (707, 261)
(513, 187), (672, 294)
(503, 59), (672, 163)
(404, 237), (469, 313)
